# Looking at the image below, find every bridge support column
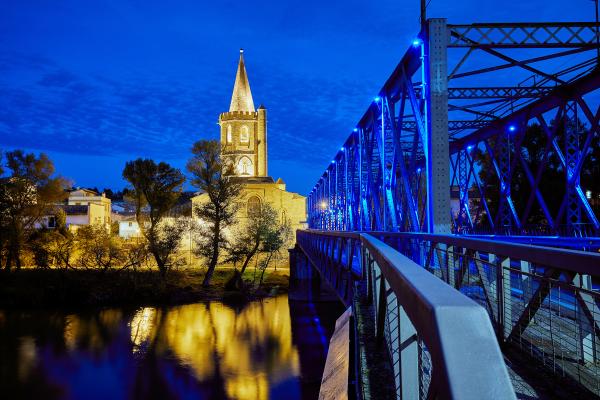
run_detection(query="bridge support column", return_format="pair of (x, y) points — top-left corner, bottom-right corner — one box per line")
(289, 245), (339, 303)
(425, 18), (451, 234)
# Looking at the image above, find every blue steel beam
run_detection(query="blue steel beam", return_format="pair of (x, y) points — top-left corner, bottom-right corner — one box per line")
(308, 20), (600, 237)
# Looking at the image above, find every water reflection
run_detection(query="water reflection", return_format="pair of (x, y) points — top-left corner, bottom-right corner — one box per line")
(0, 295), (338, 400)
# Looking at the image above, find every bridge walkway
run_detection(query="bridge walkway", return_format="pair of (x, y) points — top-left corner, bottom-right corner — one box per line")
(293, 230), (600, 399)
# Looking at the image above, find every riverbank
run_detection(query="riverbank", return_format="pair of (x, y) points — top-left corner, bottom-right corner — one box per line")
(0, 268), (289, 309)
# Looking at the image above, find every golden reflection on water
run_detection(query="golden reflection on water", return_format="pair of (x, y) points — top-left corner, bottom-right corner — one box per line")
(129, 307), (158, 352)
(55, 296), (299, 400)
(18, 336), (37, 382)
(128, 296), (299, 400)
(64, 309), (123, 351)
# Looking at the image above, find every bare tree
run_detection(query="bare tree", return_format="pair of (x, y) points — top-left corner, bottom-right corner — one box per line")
(122, 158), (185, 277)
(187, 140), (241, 287)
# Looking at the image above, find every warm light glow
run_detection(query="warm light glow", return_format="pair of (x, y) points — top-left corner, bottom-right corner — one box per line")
(320, 201), (327, 210)
(129, 307), (158, 352)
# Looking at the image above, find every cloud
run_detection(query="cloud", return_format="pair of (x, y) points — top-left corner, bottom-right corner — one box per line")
(0, 49), (376, 192)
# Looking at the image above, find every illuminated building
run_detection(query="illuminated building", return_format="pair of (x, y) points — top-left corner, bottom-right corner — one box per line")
(192, 50), (306, 242)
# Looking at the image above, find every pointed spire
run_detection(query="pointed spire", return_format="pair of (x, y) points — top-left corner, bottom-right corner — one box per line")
(229, 49), (255, 112)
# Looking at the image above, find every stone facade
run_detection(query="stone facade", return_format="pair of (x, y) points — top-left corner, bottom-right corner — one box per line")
(192, 50), (306, 241)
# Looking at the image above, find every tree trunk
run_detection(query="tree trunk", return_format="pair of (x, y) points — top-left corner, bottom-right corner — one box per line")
(202, 221), (220, 287)
(151, 247), (167, 278)
(5, 248), (12, 271)
(202, 249), (218, 287)
(239, 240), (260, 276)
(259, 252), (273, 287)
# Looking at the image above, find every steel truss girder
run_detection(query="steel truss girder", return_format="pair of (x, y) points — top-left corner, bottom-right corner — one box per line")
(402, 119), (492, 131)
(449, 70), (600, 234)
(412, 86), (557, 99)
(448, 22), (600, 48)
(308, 19), (600, 237)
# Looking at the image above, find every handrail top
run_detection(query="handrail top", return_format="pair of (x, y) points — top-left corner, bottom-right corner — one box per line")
(300, 229), (600, 276)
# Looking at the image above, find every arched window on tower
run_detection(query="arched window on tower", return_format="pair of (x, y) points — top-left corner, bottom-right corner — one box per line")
(226, 125), (232, 143)
(240, 125), (249, 143)
(237, 156), (254, 176)
(247, 196), (261, 218)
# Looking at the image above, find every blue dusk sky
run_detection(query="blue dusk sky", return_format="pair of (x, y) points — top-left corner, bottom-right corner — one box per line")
(0, 0), (595, 194)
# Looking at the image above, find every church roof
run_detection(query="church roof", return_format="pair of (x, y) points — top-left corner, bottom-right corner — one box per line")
(229, 49), (255, 112)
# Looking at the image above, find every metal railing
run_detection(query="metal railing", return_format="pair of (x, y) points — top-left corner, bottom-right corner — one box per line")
(362, 232), (600, 397)
(296, 230), (515, 400)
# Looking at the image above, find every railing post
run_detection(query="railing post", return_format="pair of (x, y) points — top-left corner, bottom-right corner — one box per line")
(445, 244), (456, 287)
(576, 274), (598, 364)
(399, 305), (419, 399)
(376, 272), (387, 346)
(497, 256), (513, 340)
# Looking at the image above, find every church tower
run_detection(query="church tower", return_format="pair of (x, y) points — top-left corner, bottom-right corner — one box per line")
(219, 49), (268, 178)
(193, 49), (306, 243)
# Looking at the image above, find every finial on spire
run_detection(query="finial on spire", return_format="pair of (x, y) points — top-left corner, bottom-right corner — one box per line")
(229, 49), (255, 112)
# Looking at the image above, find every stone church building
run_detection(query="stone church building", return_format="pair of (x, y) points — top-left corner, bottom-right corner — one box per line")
(192, 50), (306, 239)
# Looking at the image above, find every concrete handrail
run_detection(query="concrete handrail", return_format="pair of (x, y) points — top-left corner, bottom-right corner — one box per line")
(361, 233), (515, 399)
(297, 229), (516, 399)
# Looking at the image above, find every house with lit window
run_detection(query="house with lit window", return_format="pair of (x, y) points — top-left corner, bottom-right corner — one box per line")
(118, 216), (141, 239)
(40, 188), (112, 232)
(191, 50), (306, 241)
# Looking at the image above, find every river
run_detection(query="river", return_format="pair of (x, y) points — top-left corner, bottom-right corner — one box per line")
(0, 295), (344, 400)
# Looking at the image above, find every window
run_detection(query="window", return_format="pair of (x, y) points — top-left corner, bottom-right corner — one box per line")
(237, 156), (253, 175)
(47, 216), (56, 228)
(226, 125), (232, 143)
(240, 125), (249, 143)
(128, 222), (133, 227)
(247, 196), (261, 217)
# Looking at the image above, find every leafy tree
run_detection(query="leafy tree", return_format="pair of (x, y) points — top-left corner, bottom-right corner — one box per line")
(29, 208), (74, 269)
(187, 140), (241, 287)
(226, 203), (279, 288)
(122, 158), (185, 277)
(256, 217), (292, 287)
(77, 225), (125, 271)
(0, 150), (69, 270)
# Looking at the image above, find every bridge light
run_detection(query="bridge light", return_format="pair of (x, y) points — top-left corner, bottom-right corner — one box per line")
(508, 125), (516, 132)
(331, 160), (335, 164)
(416, 168), (421, 173)
(467, 145), (474, 151)
(353, 128), (358, 132)
(340, 147), (345, 151)
(374, 96), (381, 102)
(412, 38), (422, 47)
(320, 201), (327, 210)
